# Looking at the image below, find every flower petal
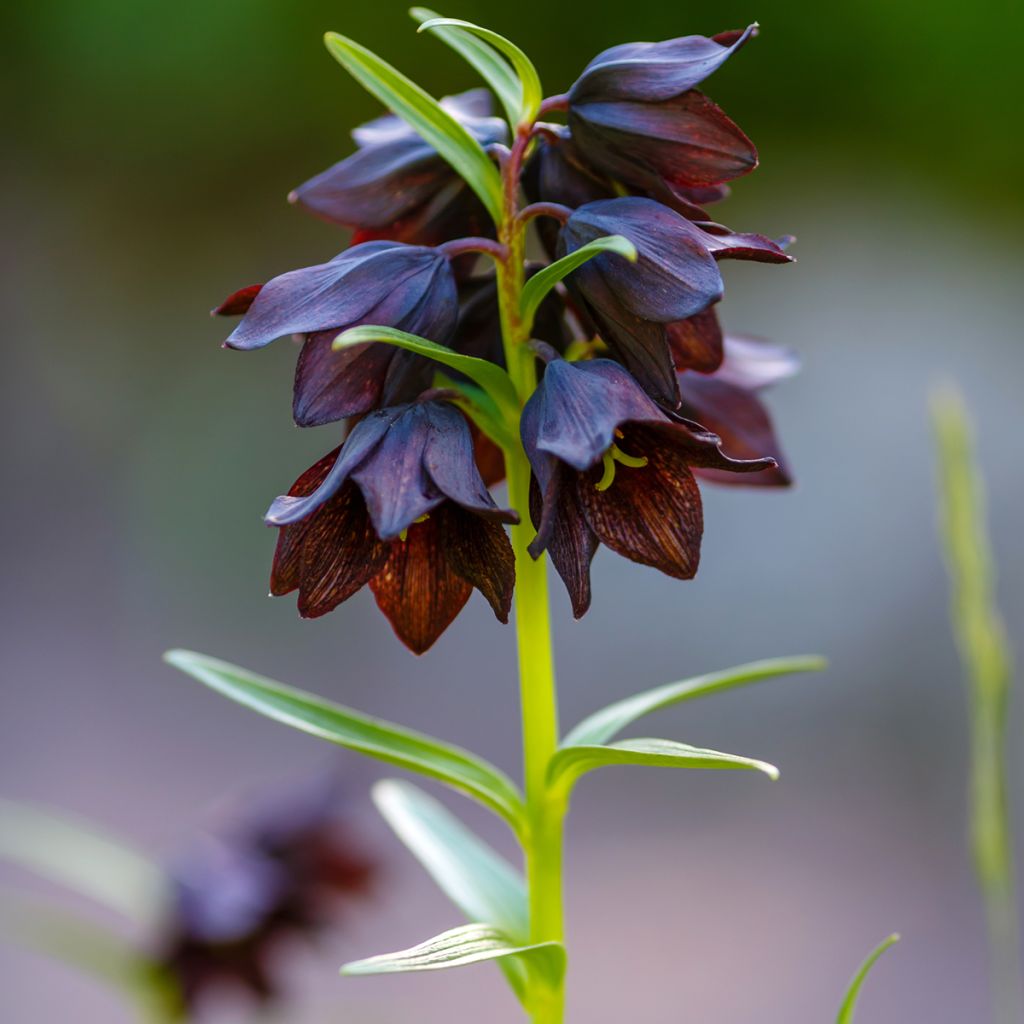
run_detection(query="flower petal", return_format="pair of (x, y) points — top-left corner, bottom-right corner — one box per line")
(570, 26), (757, 104)
(265, 412), (401, 527)
(676, 375), (792, 486)
(522, 357), (663, 472)
(666, 307), (724, 373)
(577, 437), (703, 579)
(528, 469), (597, 618)
(714, 334), (800, 391)
(561, 197), (724, 323)
(225, 242), (456, 351)
(369, 517), (472, 655)
(696, 221), (795, 264)
(437, 505), (515, 623)
(570, 91), (757, 191)
(213, 284), (262, 317)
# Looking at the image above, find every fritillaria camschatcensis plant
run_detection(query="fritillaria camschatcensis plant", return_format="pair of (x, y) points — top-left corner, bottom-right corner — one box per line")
(165, 12), (832, 1021)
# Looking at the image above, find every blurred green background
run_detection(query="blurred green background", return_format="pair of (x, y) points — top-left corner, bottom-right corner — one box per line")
(2, 1), (1023, 1021)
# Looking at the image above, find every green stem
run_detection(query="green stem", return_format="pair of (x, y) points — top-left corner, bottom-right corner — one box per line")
(494, 124), (567, 1024)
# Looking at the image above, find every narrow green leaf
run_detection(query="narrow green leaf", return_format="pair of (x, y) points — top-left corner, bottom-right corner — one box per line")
(333, 325), (519, 417)
(373, 781), (528, 938)
(563, 655), (826, 748)
(0, 800), (167, 930)
(410, 8), (522, 126)
(342, 923), (565, 989)
(323, 32), (502, 222)
(373, 781), (531, 1003)
(520, 235), (637, 333)
(417, 18), (542, 125)
(548, 737), (779, 795)
(164, 651), (525, 832)
(836, 934), (900, 1024)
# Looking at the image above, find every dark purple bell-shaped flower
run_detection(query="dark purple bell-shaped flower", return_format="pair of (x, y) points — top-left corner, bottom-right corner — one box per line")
(521, 355), (775, 616)
(567, 27), (758, 194)
(215, 241), (458, 426)
(677, 334), (797, 487)
(156, 776), (375, 1014)
(558, 197), (791, 405)
(290, 89), (506, 248)
(267, 400), (517, 654)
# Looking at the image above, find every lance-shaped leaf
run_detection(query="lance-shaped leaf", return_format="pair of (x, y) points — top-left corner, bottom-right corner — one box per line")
(373, 780), (531, 1003)
(563, 655), (826, 747)
(548, 737), (779, 796)
(520, 235), (637, 333)
(0, 800), (168, 930)
(341, 923), (565, 989)
(323, 33), (503, 222)
(334, 325), (520, 418)
(164, 651), (525, 832)
(417, 18), (542, 125)
(411, 8), (522, 126)
(374, 781), (528, 937)
(836, 934), (900, 1023)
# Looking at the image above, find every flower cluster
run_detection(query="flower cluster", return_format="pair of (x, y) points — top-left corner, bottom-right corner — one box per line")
(215, 25), (795, 652)
(155, 776), (374, 1013)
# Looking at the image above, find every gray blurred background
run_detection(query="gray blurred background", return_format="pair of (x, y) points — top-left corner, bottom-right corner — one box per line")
(2, 0), (1022, 1020)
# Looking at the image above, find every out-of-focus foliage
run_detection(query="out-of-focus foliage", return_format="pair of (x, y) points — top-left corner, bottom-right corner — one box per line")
(6, 0), (1022, 214)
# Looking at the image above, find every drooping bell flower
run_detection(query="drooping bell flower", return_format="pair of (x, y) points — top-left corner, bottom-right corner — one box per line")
(557, 197), (791, 404)
(567, 27), (759, 194)
(156, 776), (374, 1013)
(216, 240), (458, 426)
(266, 400), (517, 654)
(677, 334), (798, 487)
(521, 354), (775, 616)
(290, 89), (506, 248)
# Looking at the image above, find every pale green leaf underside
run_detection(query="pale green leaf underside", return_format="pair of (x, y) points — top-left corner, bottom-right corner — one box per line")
(836, 934), (900, 1023)
(410, 8), (522, 126)
(0, 800), (167, 930)
(548, 737), (779, 793)
(323, 32), (503, 222)
(520, 235), (637, 332)
(334, 326), (520, 417)
(564, 655), (827, 748)
(342, 923), (565, 989)
(164, 651), (524, 831)
(417, 18), (542, 124)
(373, 781), (528, 939)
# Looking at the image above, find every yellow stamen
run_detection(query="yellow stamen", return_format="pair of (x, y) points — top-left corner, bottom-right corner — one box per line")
(398, 513), (431, 542)
(594, 442), (648, 491)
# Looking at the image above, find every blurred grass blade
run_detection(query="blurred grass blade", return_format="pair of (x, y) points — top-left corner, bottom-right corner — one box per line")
(0, 899), (179, 1023)
(165, 651), (525, 832)
(416, 17), (541, 124)
(410, 8), (522, 125)
(334, 325), (519, 416)
(342, 923), (565, 988)
(373, 780), (531, 1003)
(932, 384), (1022, 1024)
(520, 236), (637, 333)
(836, 934), (899, 1023)
(373, 781), (528, 938)
(323, 32), (503, 222)
(0, 800), (167, 930)
(564, 655), (826, 748)
(548, 737), (778, 796)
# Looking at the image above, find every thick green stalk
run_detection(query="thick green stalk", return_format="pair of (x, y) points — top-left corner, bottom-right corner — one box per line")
(494, 125), (567, 1024)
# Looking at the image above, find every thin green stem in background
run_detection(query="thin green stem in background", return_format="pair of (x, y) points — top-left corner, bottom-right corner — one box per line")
(932, 384), (1022, 1024)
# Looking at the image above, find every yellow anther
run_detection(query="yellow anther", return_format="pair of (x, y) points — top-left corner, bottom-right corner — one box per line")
(398, 513), (431, 542)
(594, 443), (648, 491)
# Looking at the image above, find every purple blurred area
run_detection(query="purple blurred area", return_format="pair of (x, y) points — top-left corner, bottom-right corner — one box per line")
(2, 0), (1023, 1021)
